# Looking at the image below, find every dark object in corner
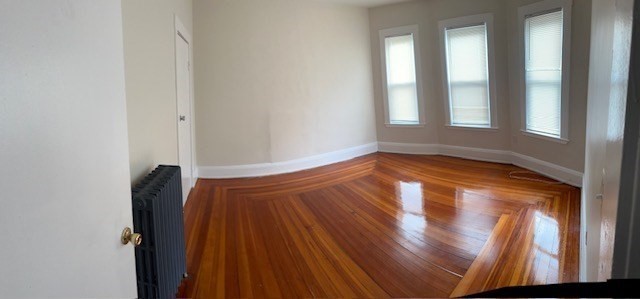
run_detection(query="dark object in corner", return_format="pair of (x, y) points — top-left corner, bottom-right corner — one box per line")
(464, 279), (640, 298)
(132, 165), (187, 299)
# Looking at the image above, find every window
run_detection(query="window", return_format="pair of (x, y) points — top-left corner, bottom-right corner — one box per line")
(379, 25), (424, 126)
(519, 0), (571, 141)
(439, 14), (497, 128)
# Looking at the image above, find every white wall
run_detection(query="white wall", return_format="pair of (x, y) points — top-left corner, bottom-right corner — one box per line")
(194, 0), (377, 167)
(122, 0), (193, 183)
(369, 0), (591, 173)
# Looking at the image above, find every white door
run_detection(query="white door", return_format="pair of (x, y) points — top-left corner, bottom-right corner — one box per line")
(584, 0), (635, 281)
(0, 1), (137, 297)
(598, 0), (634, 281)
(175, 23), (194, 203)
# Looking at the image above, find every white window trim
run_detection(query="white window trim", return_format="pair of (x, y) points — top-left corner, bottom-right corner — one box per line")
(445, 124), (499, 132)
(521, 129), (569, 144)
(518, 0), (572, 141)
(438, 13), (498, 130)
(379, 25), (426, 127)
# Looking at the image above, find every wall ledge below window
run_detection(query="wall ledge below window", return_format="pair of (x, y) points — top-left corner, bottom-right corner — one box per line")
(445, 125), (499, 132)
(521, 130), (569, 144)
(385, 123), (426, 128)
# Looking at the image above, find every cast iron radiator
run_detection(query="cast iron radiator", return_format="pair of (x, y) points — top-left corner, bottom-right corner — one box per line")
(132, 165), (187, 299)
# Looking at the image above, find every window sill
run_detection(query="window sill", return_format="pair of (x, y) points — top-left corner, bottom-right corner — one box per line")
(521, 130), (569, 144)
(385, 123), (425, 128)
(445, 125), (498, 132)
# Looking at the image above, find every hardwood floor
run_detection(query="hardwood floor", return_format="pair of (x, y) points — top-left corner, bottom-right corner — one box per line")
(178, 153), (580, 298)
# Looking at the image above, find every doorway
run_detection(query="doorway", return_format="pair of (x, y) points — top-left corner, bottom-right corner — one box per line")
(175, 16), (194, 204)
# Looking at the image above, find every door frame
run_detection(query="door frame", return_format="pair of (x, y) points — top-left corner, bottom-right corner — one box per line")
(612, 0), (640, 279)
(174, 15), (196, 191)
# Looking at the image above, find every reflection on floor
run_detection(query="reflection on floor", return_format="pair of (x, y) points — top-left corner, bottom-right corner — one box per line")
(178, 153), (580, 298)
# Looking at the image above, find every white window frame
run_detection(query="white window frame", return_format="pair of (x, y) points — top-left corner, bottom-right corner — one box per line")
(379, 25), (426, 127)
(518, 0), (572, 143)
(438, 13), (498, 130)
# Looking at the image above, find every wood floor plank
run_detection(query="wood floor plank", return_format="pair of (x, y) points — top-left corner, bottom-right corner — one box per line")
(285, 198), (391, 298)
(177, 153), (580, 298)
(332, 183), (474, 275)
(251, 200), (312, 297)
(236, 196), (282, 298)
(270, 197), (345, 297)
(307, 188), (458, 297)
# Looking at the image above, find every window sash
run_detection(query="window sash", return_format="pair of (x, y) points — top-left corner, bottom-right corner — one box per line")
(524, 9), (564, 137)
(444, 24), (491, 127)
(384, 33), (420, 125)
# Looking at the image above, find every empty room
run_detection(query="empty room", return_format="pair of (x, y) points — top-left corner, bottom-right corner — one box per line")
(1, 0), (639, 297)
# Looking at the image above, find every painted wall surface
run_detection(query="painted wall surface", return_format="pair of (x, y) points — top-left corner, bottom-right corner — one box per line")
(369, 0), (591, 172)
(194, 0), (377, 166)
(0, 1), (136, 296)
(122, 0), (193, 183)
(506, 0), (591, 173)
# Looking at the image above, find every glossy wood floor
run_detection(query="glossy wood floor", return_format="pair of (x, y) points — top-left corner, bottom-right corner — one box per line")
(178, 153), (580, 298)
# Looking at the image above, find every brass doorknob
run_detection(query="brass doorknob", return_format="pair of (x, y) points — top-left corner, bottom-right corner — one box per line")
(121, 227), (142, 246)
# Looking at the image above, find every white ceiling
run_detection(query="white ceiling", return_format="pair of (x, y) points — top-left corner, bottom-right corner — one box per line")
(317, 0), (413, 8)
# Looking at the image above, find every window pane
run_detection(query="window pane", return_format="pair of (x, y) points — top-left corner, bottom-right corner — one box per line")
(445, 24), (490, 126)
(388, 83), (419, 124)
(385, 34), (419, 124)
(525, 10), (563, 137)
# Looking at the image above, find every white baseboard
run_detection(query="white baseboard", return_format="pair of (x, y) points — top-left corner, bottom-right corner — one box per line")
(379, 142), (512, 164)
(438, 144), (513, 164)
(197, 142), (378, 179)
(197, 141), (582, 187)
(378, 142), (439, 155)
(378, 142), (583, 187)
(511, 152), (583, 187)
